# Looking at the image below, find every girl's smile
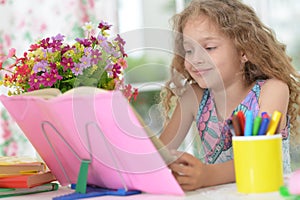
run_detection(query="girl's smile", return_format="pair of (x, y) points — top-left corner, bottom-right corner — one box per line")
(191, 66), (213, 76)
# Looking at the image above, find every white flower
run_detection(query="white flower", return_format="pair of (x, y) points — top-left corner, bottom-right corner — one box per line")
(82, 22), (94, 32)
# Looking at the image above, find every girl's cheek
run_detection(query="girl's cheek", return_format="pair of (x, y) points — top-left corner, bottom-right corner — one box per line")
(184, 60), (191, 70)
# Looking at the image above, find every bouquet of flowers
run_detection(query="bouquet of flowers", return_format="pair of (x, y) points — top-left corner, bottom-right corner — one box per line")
(0, 21), (138, 100)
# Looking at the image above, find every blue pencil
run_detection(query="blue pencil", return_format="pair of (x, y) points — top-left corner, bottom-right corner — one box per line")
(244, 110), (254, 136)
(258, 117), (270, 135)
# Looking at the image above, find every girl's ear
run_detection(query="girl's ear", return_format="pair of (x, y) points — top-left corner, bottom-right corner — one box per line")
(241, 53), (248, 63)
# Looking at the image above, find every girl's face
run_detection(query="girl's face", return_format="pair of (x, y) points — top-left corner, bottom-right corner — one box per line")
(182, 15), (244, 90)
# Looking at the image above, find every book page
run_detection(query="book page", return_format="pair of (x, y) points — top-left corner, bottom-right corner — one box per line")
(0, 156), (44, 164)
(62, 86), (107, 96)
(18, 86), (107, 99)
(19, 88), (62, 99)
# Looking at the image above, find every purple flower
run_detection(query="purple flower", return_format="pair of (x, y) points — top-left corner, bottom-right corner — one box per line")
(61, 45), (72, 55)
(28, 73), (41, 91)
(84, 47), (92, 56)
(33, 60), (48, 73)
(61, 57), (74, 71)
(48, 34), (65, 52)
(90, 36), (98, 44)
(112, 63), (121, 78)
(40, 38), (50, 49)
(75, 38), (92, 47)
(50, 68), (63, 80)
(50, 41), (62, 52)
(105, 63), (114, 78)
(104, 45), (119, 57)
(40, 72), (56, 87)
(52, 34), (65, 42)
(114, 34), (125, 46)
(114, 34), (127, 57)
(80, 56), (91, 69)
(71, 63), (84, 76)
(97, 35), (108, 49)
(41, 49), (48, 58)
(49, 62), (57, 70)
(90, 49), (102, 65)
(98, 20), (112, 30)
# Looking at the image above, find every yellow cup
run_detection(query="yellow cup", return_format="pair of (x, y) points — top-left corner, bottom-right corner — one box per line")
(232, 134), (283, 193)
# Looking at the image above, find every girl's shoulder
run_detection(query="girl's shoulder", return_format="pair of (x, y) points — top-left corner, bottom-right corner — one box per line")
(180, 83), (204, 116)
(259, 78), (289, 119)
(262, 78), (288, 86)
(260, 78), (289, 97)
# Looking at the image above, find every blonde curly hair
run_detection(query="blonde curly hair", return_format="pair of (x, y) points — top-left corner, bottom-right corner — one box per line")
(160, 0), (300, 139)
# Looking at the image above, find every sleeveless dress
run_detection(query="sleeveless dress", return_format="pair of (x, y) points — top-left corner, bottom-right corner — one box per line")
(195, 80), (291, 174)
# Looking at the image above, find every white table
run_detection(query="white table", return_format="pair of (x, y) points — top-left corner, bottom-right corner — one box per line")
(1, 183), (285, 200)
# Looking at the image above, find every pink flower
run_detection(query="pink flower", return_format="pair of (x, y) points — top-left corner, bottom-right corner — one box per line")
(118, 58), (127, 69)
(7, 48), (16, 58)
(0, 48), (16, 64)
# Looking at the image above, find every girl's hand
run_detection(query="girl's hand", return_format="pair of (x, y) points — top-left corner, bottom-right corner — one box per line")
(169, 151), (208, 191)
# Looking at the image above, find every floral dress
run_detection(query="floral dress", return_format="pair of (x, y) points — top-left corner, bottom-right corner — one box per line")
(195, 80), (291, 174)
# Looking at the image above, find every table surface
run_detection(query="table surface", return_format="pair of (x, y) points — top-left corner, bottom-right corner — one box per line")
(0, 183), (285, 200)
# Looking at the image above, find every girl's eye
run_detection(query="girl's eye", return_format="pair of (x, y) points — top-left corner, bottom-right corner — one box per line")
(205, 46), (216, 51)
(185, 50), (192, 54)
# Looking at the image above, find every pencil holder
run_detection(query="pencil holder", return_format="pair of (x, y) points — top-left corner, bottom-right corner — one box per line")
(232, 134), (283, 193)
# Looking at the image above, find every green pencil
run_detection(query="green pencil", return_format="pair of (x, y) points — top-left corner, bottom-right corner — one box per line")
(252, 116), (262, 136)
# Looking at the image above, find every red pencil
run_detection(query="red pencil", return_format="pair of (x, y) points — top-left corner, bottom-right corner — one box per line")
(237, 111), (245, 135)
(232, 114), (242, 136)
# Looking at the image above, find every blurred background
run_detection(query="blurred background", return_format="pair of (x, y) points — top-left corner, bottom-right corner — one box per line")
(0, 0), (299, 170)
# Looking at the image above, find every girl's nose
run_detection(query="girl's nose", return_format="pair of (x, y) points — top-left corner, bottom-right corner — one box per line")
(192, 58), (205, 67)
(192, 48), (207, 66)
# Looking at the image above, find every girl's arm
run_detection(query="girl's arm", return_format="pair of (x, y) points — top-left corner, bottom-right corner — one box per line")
(159, 84), (203, 149)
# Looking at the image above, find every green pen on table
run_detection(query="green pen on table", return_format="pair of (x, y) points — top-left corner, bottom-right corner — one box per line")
(252, 116), (262, 136)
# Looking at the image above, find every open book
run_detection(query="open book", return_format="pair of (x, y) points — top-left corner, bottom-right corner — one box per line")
(0, 87), (183, 195)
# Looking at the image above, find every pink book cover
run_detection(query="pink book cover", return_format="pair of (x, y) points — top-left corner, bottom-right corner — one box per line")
(0, 89), (184, 196)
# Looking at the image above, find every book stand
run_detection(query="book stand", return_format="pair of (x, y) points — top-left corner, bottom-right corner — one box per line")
(39, 121), (141, 200)
(0, 92), (184, 196)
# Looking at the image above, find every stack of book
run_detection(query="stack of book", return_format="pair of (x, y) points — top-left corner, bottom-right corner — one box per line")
(0, 156), (58, 197)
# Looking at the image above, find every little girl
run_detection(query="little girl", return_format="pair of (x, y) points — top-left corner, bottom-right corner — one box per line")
(159, 0), (300, 191)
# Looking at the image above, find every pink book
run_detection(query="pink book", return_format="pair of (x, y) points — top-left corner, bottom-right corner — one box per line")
(0, 87), (184, 196)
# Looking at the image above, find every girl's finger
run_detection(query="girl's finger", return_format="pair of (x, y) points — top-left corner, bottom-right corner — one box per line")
(171, 151), (198, 166)
(175, 174), (190, 185)
(180, 183), (195, 191)
(169, 162), (193, 176)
